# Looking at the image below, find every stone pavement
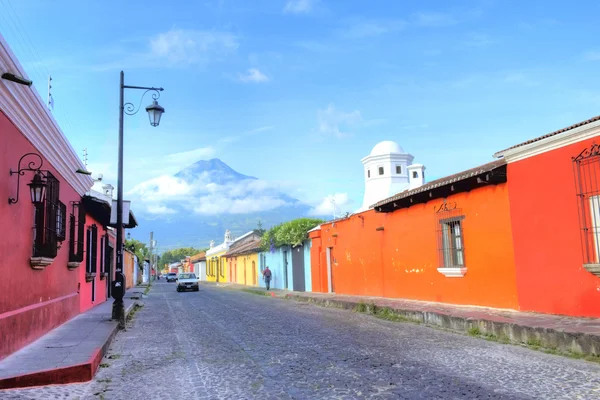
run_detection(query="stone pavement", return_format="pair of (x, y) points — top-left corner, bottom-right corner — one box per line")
(0, 297), (138, 390)
(209, 282), (600, 358)
(4, 281), (600, 399)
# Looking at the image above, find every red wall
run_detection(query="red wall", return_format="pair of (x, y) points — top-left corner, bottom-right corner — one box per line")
(78, 216), (111, 313)
(0, 111), (80, 359)
(311, 184), (519, 309)
(508, 136), (600, 317)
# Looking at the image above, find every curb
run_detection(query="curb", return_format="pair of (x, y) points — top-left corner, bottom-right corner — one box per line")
(286, 294), (600, 359)
(0, 301), (138, 390)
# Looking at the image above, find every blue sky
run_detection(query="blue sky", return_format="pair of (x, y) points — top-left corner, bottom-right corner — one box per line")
(3, 0), (600, 217)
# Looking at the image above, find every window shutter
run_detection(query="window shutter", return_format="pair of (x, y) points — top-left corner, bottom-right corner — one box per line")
(104, 233), (110, 274)
(57, 201), (67, 242)
(91, 225), (98, 273)
(86, 228), (92, 273)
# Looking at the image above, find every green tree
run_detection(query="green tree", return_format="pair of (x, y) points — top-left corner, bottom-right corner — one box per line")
(260, 218), (324, 250)
(158, 247), (203, 269)
(124, 239), (150, 269)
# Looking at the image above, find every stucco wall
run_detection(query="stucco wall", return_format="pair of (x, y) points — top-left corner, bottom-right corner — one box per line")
(310, 184), (519, 309)
(0, 110), (81, 360)
(508, 136), (600, 317)
(78, 215), (111, 313)
(259, 247), (292, 290)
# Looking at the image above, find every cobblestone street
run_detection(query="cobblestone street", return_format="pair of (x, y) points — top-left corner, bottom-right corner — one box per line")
(3, 282), (600, 400)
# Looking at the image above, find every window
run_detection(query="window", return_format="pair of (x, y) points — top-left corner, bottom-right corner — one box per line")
(574, 144), (600, 266)
(56, 202), (66, 241)
(69, 202), (86, 263)
(412, 171), (418, 178)
(436, 205), (466, 277)
(378, 167), (384, 175)
(33, 172), (60, 258)
(440, 218), (464, 267)
(367, 170), (370, 178)
(85, 225), (98, 275)
(396, 165), (401, 174)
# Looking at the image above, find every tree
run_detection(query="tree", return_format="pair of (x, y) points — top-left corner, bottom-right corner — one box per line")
(253, 219), (266, 237)
(260, 218), (324, 251)
(124, 239), (150, 270)
(158, 247), (203, 268)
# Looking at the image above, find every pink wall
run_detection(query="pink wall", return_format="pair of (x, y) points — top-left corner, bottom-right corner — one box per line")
(0, 110), (80, 359)
(78, 214), (111, 313)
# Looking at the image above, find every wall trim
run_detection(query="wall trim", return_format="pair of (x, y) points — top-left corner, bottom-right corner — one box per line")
(493, 120), (600, 163)
(437, 267), (467, 278)
(0, 35), (93, 196)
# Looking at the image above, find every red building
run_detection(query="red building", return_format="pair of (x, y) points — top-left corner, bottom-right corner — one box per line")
(0, 34), (95, 359)
(495, 116), (600, 318)
(0, 33), (139, 360)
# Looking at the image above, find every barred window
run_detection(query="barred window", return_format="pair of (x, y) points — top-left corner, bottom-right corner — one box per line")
(33, 172), (60, 258)
(86, 225), (98, 274)
(69, 202), (86, 262)
(436, 204), (465, 269)
(573, 143), (600, 265)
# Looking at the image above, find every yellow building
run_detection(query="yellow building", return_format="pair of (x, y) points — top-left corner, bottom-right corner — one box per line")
(205, 229), (261, 283)
(225, 238), (262, 286)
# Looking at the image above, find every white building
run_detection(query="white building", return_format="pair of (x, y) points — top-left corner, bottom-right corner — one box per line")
(359, 141), (425, 212)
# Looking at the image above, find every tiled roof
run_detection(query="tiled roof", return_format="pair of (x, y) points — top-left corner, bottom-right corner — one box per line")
(495, 115), (600, 155)
(372, 159), (506, 208)
(226, 239), (262, 257)
(189, 251), (206, 263)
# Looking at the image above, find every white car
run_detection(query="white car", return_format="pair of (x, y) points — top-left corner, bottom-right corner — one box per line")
(176, 273), (199, 292)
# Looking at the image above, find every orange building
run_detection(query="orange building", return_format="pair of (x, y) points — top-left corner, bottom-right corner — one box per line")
(495, 116), (600, 317)
(310, 160), (519, 309)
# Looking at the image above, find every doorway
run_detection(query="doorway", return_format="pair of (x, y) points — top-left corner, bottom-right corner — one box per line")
(326, 247), (334, 293)
(283, 250), (289, 289)
(292, 244), (306, 292)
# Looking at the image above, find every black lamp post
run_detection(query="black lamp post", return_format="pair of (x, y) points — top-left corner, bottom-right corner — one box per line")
(112, 71), (164, 326)
(28, 171), (47, 204)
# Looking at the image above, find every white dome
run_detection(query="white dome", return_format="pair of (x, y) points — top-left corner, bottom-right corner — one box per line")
(370, 141), (404, 156)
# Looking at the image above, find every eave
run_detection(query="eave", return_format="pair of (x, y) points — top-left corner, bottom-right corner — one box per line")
(374, 163), (507, 213)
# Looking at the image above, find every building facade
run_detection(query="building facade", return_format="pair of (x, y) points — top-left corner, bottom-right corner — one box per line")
(495, 116), (600, 318)
(0, 33), (94, 359)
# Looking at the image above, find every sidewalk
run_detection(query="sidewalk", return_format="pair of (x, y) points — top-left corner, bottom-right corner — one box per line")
(208, 282), (600, 358)
(0, 296), (139, 390)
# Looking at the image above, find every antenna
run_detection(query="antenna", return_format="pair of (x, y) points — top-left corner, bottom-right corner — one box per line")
(47, 76), (53, 111)
(83, 148), (88, 168)
(330, 198), (337, 220)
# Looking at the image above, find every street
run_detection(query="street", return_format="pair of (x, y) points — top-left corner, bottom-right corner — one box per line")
(3, 282), (600, 400)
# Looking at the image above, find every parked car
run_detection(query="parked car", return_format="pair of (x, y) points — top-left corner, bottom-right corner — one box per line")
(176, 273), (199, 292)
(166, 273), (177, 282)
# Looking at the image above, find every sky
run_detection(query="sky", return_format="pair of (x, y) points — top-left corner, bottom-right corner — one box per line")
(3, 0), (600, 219)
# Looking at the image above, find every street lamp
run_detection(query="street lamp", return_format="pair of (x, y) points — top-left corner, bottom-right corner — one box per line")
(112, 71), (164, 326)
(28, 171), (47, 205)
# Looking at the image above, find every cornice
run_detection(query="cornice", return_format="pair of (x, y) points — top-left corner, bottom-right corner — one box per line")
(0, 34), (93, 196)
(493, 120), (600, 163)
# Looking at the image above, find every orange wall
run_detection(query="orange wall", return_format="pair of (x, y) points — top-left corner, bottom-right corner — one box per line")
(124, 250), (135, 290)
(508, 136), (600, 317)
(311, 184), (519, 309)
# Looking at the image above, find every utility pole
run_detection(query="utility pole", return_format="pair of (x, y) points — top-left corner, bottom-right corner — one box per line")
(148, 231), (154, 284)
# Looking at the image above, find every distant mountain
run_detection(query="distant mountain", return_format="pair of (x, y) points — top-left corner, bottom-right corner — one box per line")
(132, 158), (312, 250)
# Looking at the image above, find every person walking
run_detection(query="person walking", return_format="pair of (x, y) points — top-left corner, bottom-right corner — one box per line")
(262, 266), (272, 290)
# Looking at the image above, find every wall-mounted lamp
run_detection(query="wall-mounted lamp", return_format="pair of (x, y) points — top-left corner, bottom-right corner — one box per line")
(8, 153), (47, 205)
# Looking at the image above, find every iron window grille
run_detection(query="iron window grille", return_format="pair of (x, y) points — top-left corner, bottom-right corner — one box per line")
(435, 204), (466, 268)
(573, 142), (600, 265)
(86, 225), (98, 274)
(32, 171), (60, 258)
(103, 233), (111, 275)
(69, 202), (86, 262)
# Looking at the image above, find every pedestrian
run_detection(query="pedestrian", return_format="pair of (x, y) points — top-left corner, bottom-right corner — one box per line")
(262, 266), (272, 290)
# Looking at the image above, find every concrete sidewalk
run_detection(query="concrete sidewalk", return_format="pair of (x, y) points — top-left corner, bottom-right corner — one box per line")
(209, 282), (600, 358)
(0, 297), (139, 390)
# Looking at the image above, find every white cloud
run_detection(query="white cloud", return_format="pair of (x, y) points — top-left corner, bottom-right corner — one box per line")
(284, 0), (317, 14)
(147, 204), (177, 215)
(238, 68), (269, 83)
(148, 29), (239, 66)
(128, 173), (292, 217)
(316, 103), (362, 138)
(309, 193), (351, 217)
